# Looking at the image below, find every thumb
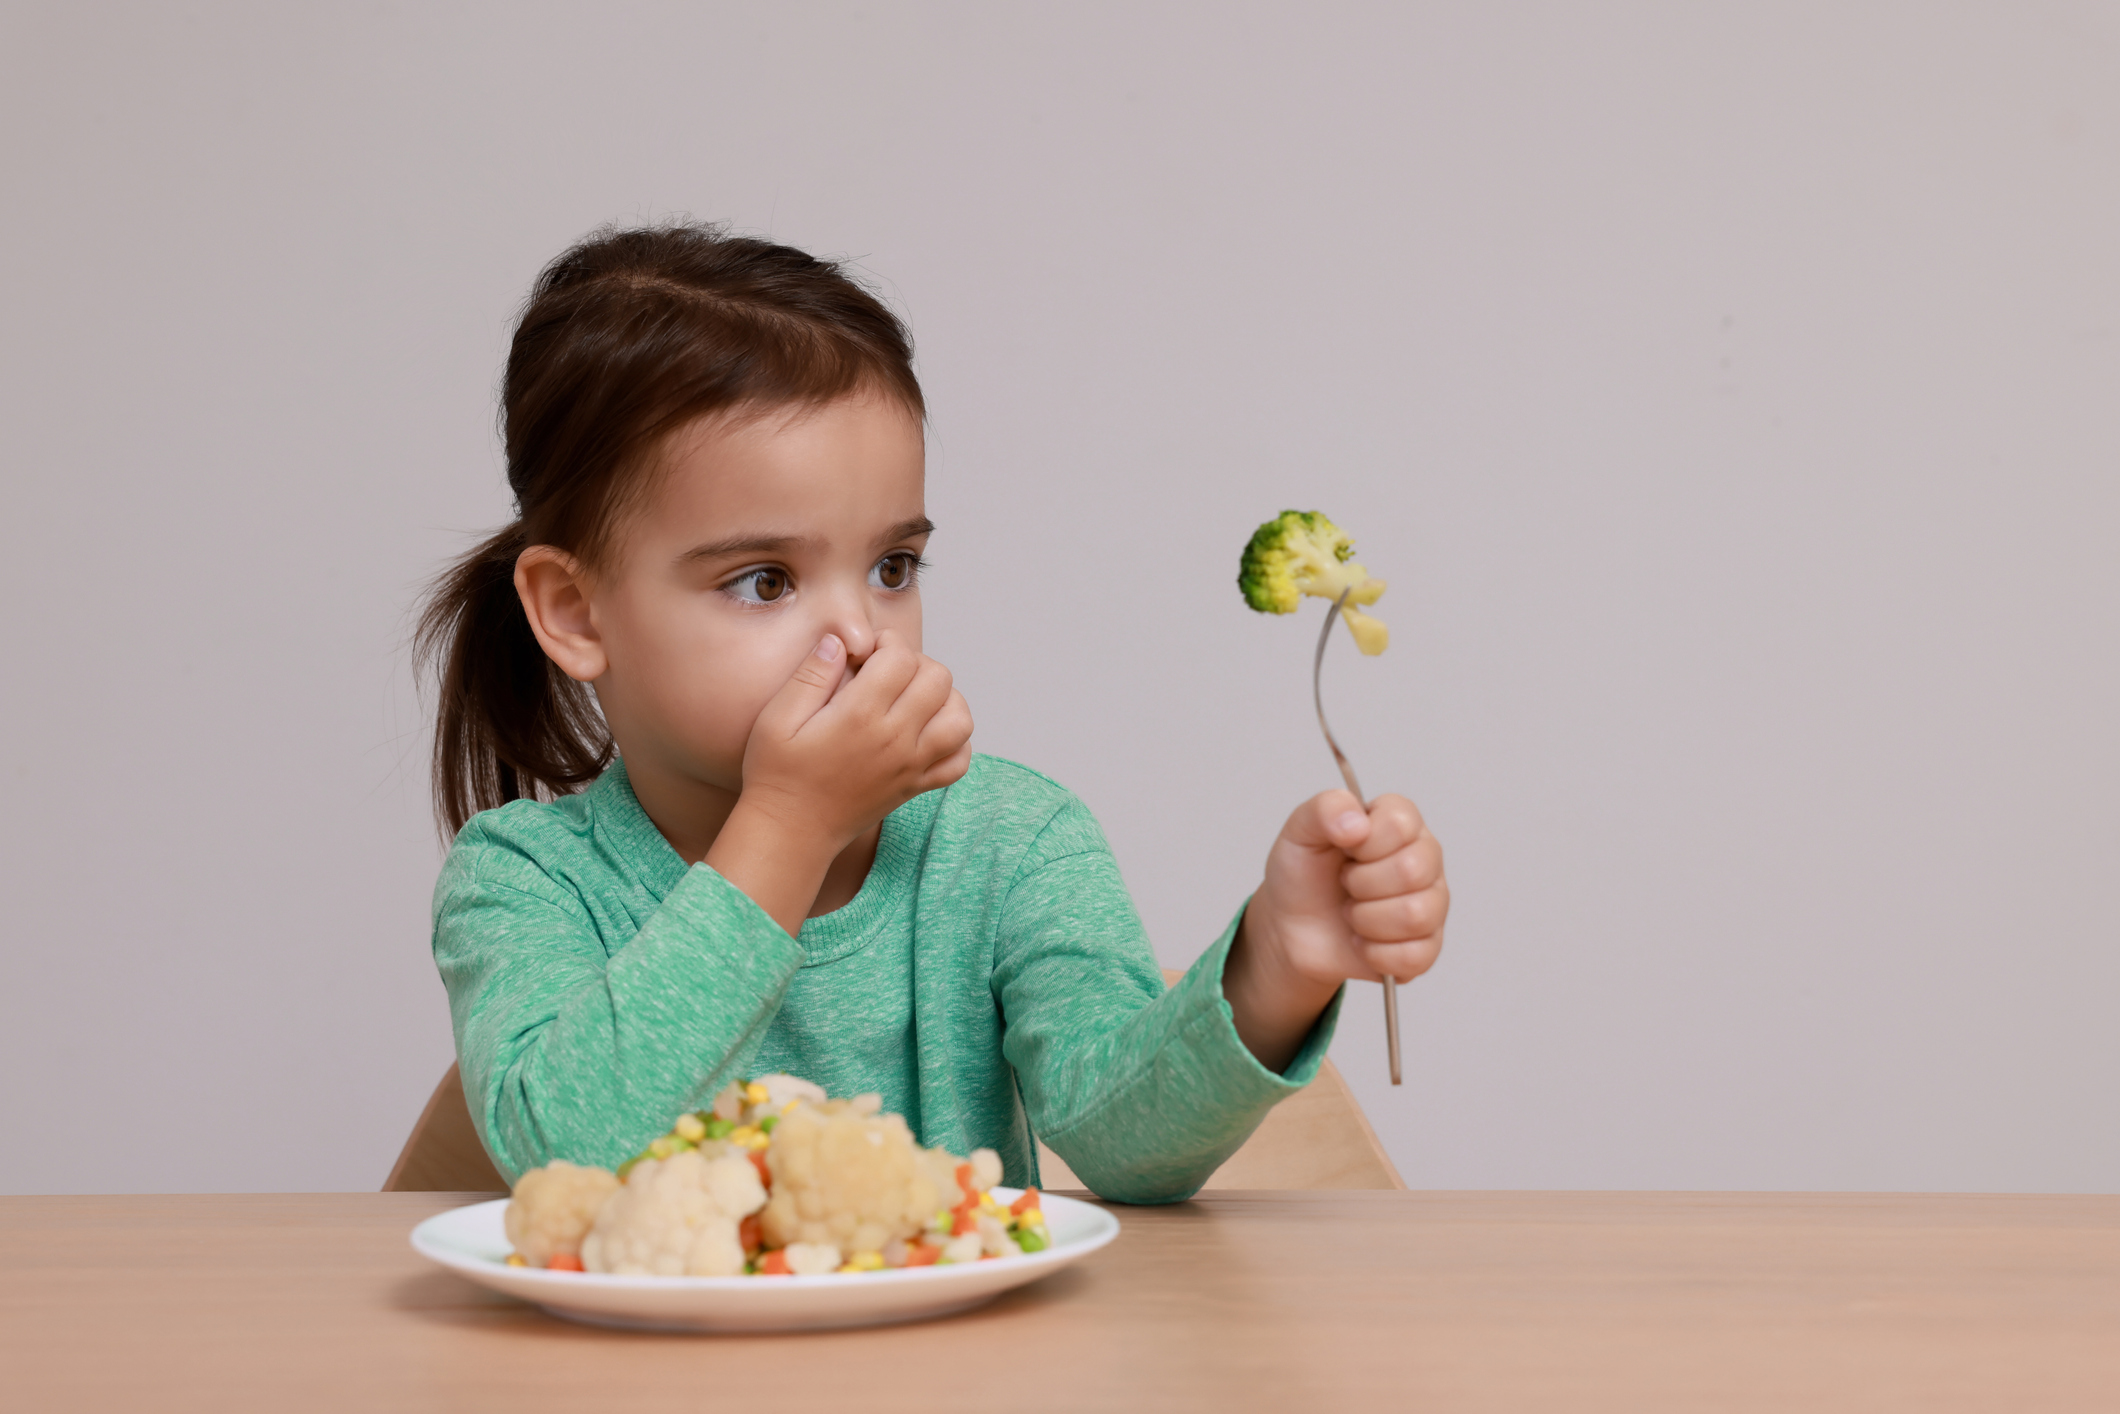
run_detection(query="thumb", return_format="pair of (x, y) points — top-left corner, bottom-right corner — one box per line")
(764, 633), (847, 732)
(1281, 789), (1371, 857)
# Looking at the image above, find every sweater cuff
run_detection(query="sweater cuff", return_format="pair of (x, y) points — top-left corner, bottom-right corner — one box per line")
(612, 861), (808, 1075)
(1164, 896), (1345, 1098)
(663, 861), (807, 954)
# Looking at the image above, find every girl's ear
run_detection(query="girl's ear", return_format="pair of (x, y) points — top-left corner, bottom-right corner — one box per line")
(514, 545), (608, 682)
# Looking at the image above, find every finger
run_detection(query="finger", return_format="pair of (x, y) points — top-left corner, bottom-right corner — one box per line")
(920, 735), (975, 792)
(840, 628), (919, 710)
(887, 656), (955, 731)
(1341, 833), (1443, 902)
(1347, 880), (1450, 942)
(1344, 793), (1425, 864)
(766, 633), (849, 733)
(1359, 934), (1443, 985)
(916, 688), (974, 764)
(1282, 789), (1372, 857)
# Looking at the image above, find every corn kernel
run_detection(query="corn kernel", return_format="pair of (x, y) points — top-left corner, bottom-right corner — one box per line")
(744, 1082), (770, 1106)
(505, 1253), (528, 1267)
(674, 1113), (706, 1142)
(839, 1250), (885, 1272)
(1018, 1209), (1043, 1228)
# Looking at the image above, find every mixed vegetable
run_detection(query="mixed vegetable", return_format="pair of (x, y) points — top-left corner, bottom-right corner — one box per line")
(500, 1075), (1052, 1277)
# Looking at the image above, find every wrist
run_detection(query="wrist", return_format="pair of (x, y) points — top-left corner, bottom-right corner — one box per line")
(726, 785), (850, 854)
(703, 796), (842, 937)
(1223, 901), (1343, 1072)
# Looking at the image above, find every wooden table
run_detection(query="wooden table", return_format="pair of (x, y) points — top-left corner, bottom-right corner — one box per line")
(6, 1191), (2117, 1412)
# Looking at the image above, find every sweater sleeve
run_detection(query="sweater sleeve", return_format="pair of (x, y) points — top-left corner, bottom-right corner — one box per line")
(433, 832), (804, 1182)
(992, 801), (1343, 1204)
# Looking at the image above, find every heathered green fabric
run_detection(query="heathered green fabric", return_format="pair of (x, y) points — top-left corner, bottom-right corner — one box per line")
(433, 753), (1342, 1202)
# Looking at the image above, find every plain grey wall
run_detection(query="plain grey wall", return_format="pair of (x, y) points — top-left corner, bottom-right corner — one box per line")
(3, 2), (2114, 1195)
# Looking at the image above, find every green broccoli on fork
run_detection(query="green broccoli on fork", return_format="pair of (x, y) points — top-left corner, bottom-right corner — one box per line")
(1237, 510), (1389, 654)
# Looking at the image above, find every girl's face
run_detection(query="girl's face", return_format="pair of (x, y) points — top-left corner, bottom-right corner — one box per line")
(542, 391), (931, 799)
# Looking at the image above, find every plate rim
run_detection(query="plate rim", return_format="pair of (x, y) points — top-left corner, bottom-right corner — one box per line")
(410, 1186), (1119, 1292)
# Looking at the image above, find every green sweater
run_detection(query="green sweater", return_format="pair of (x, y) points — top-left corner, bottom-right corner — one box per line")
(432, 754), (1340, 1202)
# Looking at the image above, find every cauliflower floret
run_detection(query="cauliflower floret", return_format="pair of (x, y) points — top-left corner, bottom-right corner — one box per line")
(783, 1241), (842, 1276)
(581, 1149), (767, 1277)
(920, 1142), (964, 1202)
(503, 1159), (620, 1267)
(977, 1213), (1015, 1258)
(753, 1072), (827, 1117)
(760, 1096), (949, 1255)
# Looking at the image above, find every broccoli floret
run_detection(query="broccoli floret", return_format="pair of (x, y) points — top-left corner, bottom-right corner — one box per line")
(1237, 510), (1390, 655)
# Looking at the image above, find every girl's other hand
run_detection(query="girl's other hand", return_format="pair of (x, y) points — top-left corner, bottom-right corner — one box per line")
(738, 627), (974, 850)
(1222, 791), (1448, 1071)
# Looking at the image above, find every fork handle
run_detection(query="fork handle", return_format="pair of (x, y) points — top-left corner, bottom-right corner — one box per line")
(1315, 590), (1404, 1085)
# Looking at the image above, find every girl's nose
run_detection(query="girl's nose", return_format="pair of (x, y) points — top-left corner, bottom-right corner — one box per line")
(821, 590), (879, 667)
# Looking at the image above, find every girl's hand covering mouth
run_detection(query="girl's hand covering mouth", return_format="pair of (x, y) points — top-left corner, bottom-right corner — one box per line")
(736, 626), (975, 853)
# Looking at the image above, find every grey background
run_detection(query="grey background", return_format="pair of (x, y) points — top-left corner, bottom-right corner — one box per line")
(3, 2), (2114, 1195)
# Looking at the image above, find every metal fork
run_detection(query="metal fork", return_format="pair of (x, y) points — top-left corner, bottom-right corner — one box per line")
(1315, 588), (1403, 1085)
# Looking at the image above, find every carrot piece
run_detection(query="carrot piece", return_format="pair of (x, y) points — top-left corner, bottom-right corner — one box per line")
(1010, 1188), (1041, 1216)
(903, 1242), (941, 1267)
(951, 1203), (978, 1236)
(546, 1252), (585, 1272)
(739, 1214), (762, 1253)
(758, 1250), (792, 1276)
(750, 1151), (772, 1187)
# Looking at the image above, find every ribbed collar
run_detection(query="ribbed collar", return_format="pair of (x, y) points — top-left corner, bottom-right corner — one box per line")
(587, 757), (936, 967)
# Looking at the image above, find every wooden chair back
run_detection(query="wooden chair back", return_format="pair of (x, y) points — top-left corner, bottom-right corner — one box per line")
(384, 971), (1403, 1193)
(382, 1063), (505, 1193)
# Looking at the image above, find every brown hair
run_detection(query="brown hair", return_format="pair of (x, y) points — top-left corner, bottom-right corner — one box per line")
(414, 221), (925, 838)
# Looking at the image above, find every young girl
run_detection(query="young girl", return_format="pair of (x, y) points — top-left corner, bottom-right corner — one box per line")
(421, 223), (1448, 1203)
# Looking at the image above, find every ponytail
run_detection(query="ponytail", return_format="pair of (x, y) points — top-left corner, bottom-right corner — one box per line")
(414, 522), (613, 839)
(415, 220), (924, 841)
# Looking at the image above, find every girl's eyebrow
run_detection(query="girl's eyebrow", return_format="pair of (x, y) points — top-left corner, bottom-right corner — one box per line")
(877, 516), (937, 546)
(677, 532), (813, 563)
(676, 518), (934, 565)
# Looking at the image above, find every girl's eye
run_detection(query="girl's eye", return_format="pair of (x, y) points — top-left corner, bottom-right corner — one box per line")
(871, 553), (922, 592)
(725, 567), (791, 604)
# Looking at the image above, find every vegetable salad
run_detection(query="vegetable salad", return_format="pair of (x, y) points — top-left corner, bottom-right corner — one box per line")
(501, 1074), (1051, 1277)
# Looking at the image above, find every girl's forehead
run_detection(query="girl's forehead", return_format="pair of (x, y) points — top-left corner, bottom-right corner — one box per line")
(651, 395), (927, 542)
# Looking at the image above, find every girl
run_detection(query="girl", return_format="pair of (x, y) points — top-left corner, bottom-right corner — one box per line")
(421, 223), (1449, 1203)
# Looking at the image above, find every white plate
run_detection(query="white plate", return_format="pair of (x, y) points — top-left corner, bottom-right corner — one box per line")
(410, 1187), (1120, 1333)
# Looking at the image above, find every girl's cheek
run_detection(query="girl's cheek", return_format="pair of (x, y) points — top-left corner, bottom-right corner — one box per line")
(881, 589), (923, 653)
